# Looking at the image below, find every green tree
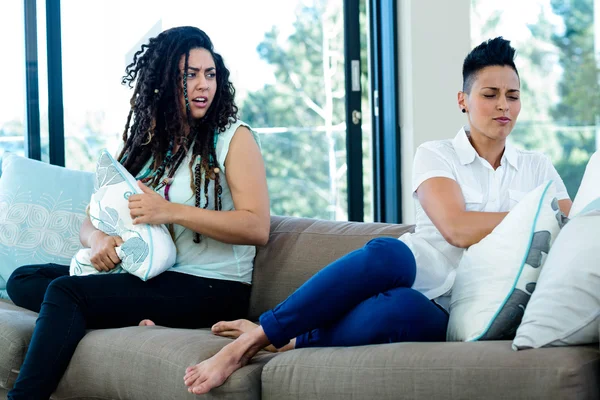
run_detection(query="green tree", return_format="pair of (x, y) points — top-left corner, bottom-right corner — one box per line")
(471, 0), (562, 157)
(240, 0), (369, 220)
(472, 0), (599, 198)
(547, 0), (599, 197)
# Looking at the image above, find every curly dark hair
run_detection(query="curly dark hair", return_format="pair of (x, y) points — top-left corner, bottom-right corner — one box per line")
(118, 26), (238, 242)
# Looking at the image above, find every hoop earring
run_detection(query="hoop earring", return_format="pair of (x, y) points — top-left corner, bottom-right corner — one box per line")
(142, 131), (153, 145)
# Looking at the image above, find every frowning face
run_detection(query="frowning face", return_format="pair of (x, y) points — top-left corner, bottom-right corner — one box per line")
(459, 65), (521, 142)
(179, 48), (217, 120)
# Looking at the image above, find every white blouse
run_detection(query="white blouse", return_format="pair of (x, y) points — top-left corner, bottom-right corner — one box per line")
(399, 126), (569, 309)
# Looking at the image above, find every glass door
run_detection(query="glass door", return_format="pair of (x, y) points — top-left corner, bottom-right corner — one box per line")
(58, 0), (371, 221)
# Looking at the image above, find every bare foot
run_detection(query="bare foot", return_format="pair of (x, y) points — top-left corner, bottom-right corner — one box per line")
(139, 319), (156, 326)
(184, 326), (270, 394)
(212, 319), (259, 339)
(212, 320), (295, 353)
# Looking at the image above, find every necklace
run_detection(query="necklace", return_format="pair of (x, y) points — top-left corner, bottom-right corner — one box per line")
(137, 133), (219, 202)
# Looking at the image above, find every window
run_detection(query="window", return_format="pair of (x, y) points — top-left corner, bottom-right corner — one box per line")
(59, 0), (372, 220)
(472, 0), (600, 198)
(0, 2), (26, 156)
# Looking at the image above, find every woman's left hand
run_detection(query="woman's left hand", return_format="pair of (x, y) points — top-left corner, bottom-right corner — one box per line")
(128, 181), (173, 225)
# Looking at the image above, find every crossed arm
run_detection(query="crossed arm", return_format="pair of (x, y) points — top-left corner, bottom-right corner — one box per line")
(417, 177), (572, 249)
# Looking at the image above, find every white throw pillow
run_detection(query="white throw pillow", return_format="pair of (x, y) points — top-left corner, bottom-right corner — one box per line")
(70, 150), (176, 281)
(569, 151), (599, 218)
(447, 181), (564, 342)
(512, 205), (600, 350)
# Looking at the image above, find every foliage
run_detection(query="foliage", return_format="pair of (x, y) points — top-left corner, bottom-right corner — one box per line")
(472, 0), (599, 198)
(548, 0), (600, 196)
(240, 0), (354, 220)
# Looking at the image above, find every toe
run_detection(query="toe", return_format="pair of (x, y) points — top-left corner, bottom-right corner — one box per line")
(192, 383), (209, 395)
(212, 321), (233, 332)
(213, 330), (237, 338)
(184, 367), (201, 385)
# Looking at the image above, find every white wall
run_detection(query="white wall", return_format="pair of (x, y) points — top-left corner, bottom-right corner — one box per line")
(397, 0), (471, 223)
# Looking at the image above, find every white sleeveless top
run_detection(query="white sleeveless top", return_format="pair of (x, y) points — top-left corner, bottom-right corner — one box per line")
(153, 120), (260, 284)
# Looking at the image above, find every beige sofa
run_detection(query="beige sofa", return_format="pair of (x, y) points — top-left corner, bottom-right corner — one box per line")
(1, 216), (599, 399)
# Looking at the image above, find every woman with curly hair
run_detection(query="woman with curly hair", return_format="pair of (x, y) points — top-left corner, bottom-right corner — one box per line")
(5, 26), (269, 399)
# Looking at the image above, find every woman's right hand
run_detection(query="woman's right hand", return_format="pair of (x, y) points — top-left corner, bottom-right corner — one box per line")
(89, 231), (124, 272)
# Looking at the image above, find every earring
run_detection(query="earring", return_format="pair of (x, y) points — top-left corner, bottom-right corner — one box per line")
(142, 131), (153, 146)
(462, 109), (466, 113)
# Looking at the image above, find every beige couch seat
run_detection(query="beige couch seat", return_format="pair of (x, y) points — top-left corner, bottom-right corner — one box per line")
(0, 301), (36, 391)
(261, 341), (599, 400)
(0, 299), (275, 399)
(0, 216), (598, 399)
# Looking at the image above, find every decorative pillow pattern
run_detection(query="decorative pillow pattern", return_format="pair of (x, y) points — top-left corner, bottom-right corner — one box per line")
(0, 277), (7, 299)
(512, 202), (600, 350)
(70, 150), (176, 281)
(0, 153), (93, 291)
(447, 181), (564, 342)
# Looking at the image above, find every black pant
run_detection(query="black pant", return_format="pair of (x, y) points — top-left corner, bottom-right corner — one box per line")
(6, 264), (251, 400)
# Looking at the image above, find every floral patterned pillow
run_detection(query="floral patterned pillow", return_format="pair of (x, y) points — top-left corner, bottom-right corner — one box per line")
(70, 150), (176, 281)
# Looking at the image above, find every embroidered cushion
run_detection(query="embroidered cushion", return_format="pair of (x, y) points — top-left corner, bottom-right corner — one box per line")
(0, 153), (94, 298)
(447, 181), (565, 342)
(70, 150), (176, 281)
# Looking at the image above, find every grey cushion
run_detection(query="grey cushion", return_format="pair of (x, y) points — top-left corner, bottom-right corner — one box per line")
(0, 301), (36, 390)
(261, 341), (600, 400)
(53, 326), (276, 400)
(250, 216), (413, 320)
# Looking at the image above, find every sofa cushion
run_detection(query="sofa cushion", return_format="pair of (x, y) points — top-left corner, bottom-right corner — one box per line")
(250, 216), (414, 320)
(0, 153), (94, 293)
(447, 181), (563, 341)
(513, 208), (600, 349)
(261, 341), (600, 400)
(0, 301), (37, 390)
(70, 150), (177, 280)
(52, 326), (276, 400)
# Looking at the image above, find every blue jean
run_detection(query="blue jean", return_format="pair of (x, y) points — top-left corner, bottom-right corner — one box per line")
(6, 264), (250, 400)
(259, 237), (448, 348)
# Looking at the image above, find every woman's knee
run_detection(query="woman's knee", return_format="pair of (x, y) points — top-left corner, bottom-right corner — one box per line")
(6, 265), (42, 301)
(363, 238), (416, 286)
(382, 288), (448, 342)
(45, 276), (81, 303)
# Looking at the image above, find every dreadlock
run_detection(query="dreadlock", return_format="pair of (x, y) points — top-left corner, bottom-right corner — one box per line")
(118, 26), (238, 242)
